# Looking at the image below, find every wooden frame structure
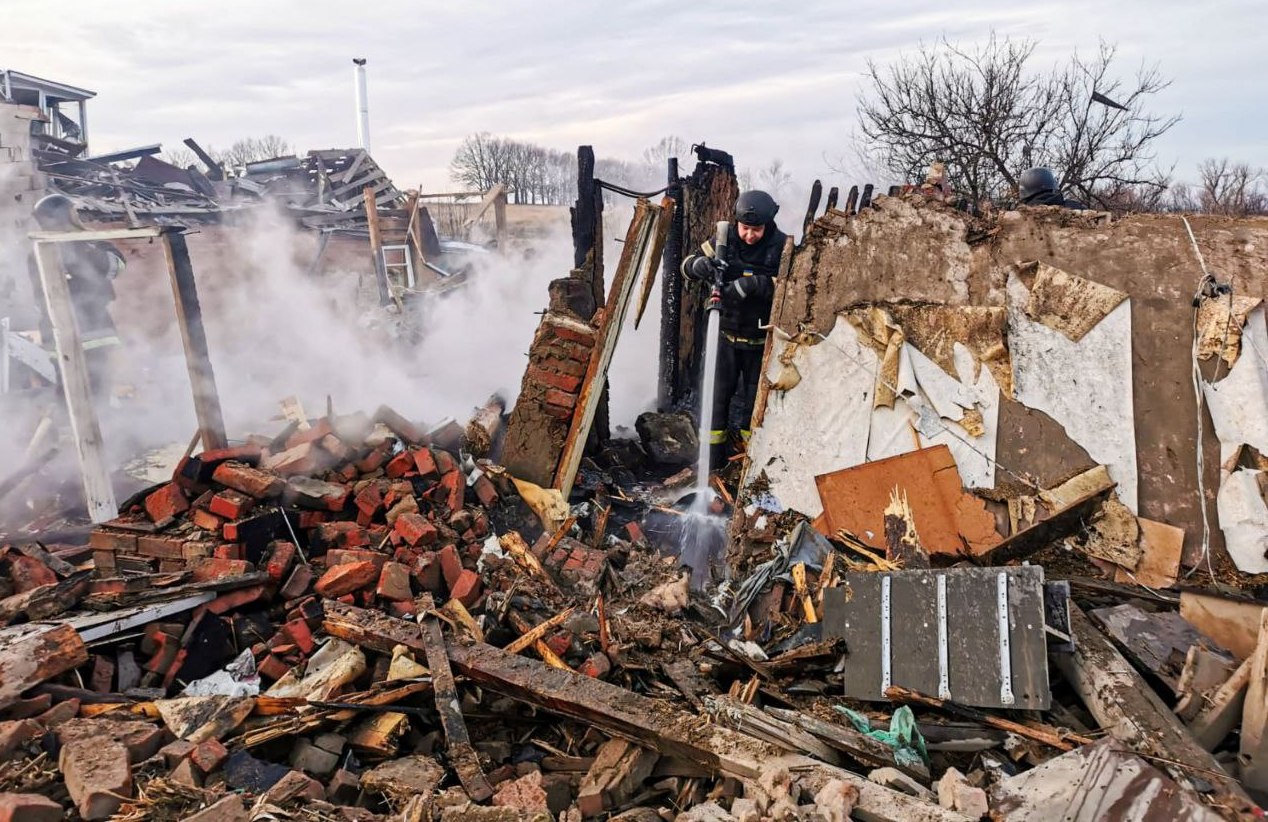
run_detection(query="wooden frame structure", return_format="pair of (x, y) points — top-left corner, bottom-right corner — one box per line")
(30, 225), (227, 523)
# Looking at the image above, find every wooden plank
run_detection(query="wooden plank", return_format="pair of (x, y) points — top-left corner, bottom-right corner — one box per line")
(1180, 592), (1264, 661)
(1114, 518), (1184, 588)
(462, 183), (507, 228)
(1092, 603), (1229, 691)
(68, 592), (216, 642)
(321, 602), (963, 822)
(0, 622), (89, 710)
(1240, 608), (1268, 792)
(633, 196), (677, 329)
(765, 706), (930, 783)
(415, 594), (493, 801)
(32, 241), (116, 523)
(885, 686), (1086, 751)
(364, 185), (391, 305)
(30, 226), (164, 242)
(980, 486), (1112, 566)
(1189, 655), (1251, 750)
(161, 231), (228, 451)
(553, 199), (661, 498)
(1054, 603), (1254, 813)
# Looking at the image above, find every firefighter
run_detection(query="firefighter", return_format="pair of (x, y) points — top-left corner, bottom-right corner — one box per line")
(682, 189), (788, 470)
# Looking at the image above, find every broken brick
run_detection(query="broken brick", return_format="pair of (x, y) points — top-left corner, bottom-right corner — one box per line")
(212, 461), (285, 499)
(264, 769), (326, 804)
(281, 619), (317, 655)
(544, 388), (578, 410)
(385, 451), (417, 479)
(264, 541), (297, 582)
(189, 557), (254, 582)
(315, 561), (379, 598)
(213, 543), (246, 561)
(376, 562), (413, 601)
(170, 757), (201, 787)
(206, 585), (268, 615)
(159, 739), (196, 767)
(32, 698), (78, 728)
(190, 738), (228, 774)
(280, 564), (315, 600)
(286, 476), (351, 511)
(260, 442), (329, 477)
(326, 548), (388, 570)
(88, 529), (137, 553)
(59, 739), (132, 820)
(8, 555), (57, 594)
(136, 534), (185, 560)
(257, 654), (291, 682)
(527, 364), (583, 393)
(413, 447), (439, 479)
(285, 417), (333, 449)
(354, 483), (384, 518)
(0, 720), (44, 759)
(188, 508), (223, 532)
(395, 512), (438, 547)
(0, 793), (63, 822)
(144, 483), (189, 524)
(313, 522), (371, 551)
(473, 475), (499, 507)
(209, 489), (254, 520)
(437, 471), (464, 513)
(579, 652), (612, 679)
(450, 569), (482, 608)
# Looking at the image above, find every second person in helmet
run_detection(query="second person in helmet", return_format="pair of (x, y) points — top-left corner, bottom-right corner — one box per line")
(681, 190), (788, 470)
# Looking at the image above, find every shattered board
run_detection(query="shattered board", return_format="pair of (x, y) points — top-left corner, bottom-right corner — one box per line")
(823, 565), (1050, 709)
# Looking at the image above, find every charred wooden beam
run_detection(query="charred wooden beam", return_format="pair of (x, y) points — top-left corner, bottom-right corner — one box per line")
(803, 179), (823, 237)
(162, 229), (228, 452)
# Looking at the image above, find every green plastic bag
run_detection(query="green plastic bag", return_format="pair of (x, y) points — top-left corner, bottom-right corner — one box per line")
(834, 704), (929, 769)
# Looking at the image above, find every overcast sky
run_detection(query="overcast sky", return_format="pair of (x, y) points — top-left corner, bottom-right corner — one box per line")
(5, 0), (1265, 194)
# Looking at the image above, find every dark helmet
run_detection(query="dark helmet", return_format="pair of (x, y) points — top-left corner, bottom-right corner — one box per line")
(32, 193), (84, 230)
(735, 190), (779, 226)
(1018, 167), (1058, 201)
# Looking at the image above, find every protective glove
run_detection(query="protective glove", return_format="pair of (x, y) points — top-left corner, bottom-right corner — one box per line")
(722, 278), (749, 303)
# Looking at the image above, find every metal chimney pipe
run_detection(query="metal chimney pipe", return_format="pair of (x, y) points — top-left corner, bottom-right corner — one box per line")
(353, 58), (370, 153)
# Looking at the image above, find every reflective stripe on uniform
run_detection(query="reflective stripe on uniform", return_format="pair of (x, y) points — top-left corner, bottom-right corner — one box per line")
(740, 429), (752, 441)
(709, 429), (727, 445)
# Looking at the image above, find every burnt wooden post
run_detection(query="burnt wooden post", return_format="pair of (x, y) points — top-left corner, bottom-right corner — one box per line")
(657, 157), (684, 411)
(363, 185), (391, 305)
(162, 229), (228, 451)
(802, 179), (822, 237)
(570, 145), (608, 444)
(825, 186), (839, 213)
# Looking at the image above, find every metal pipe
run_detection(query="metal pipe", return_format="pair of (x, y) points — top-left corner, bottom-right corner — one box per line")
(353, 58), (370, 153)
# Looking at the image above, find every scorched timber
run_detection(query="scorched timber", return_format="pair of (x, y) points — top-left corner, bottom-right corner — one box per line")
(322, 601), (969, 822)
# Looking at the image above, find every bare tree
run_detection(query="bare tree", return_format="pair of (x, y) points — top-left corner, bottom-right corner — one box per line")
(758, 159), (793, 197)
(856, 35), (1178, 207)
(213, 135), (293, 168)
(641, 135), (687, 169)
(1196, 159), (1268, 216)
(161, 146), (198, 169)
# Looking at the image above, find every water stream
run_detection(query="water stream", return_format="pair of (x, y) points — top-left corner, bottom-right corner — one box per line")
(693, 308), (722, 511)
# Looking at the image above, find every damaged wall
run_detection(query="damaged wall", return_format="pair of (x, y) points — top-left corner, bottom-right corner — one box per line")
(751, 197), (1268, 570)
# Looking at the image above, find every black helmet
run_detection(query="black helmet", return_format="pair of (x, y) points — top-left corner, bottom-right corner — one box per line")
(1018, 167), (1058, 202)
(735, 190), (779, 226)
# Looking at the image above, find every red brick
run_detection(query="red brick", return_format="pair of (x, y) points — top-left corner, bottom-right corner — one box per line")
(376, 562), (413, 601)
(394, 512), (438, 547)
(449, 569), (482, 608)
(527, 365), (583, 393)
(209, 489), (254, 520)
(182, 540), (215, 560)
(544, 630), (573, 658)
(579, 652), (612, 679)
(385, 451), (416, 479)
(88, 529), (137, 553)
(4, 695), (55, 721)
(206, 585), (268, 615)
(60, 738), (131, 820)
(280, 564), (315, 600)
(326, 548), (388, 570)
(33, 698), (79, 728)
(546, 321), (597, 346)
(313, 522), (370, 550)
(437, 471), (464, 513)
(134, 534), (184, 560)
(8, 555), (57, 593)
(411, 554), (444, 593)
(387, 599), (418, 619)
(264, 541), (297, 582)
(212, 461), (284, 499)
(144, 483), (189, 524)
(315, 561), (379, 598)
(624, 521), (646, 543)
(434, 449), (457, 475)
(213, 543), (246, 560)
(264, 769), (326, 804)
(413, 447), (439, 479)
(197, 443), (263, 466)
(544, 388), (578, 410)
(92, 550), (117, 572)
(541, 356), (587, 377)
(0, 792), (64, 822)
(356, 445), (391, 474)
(543, 403), (574, 421)
(189, 738), (228, 774)
(189, 508), (224, 532)
(473, 475), (499, 508)
(281, 619), (316, 655)
(437, 544), (464, 589)
(354, 484), (384, 518)
(159, 739), (196, 767)
(262, 442), (331, 477)
(286, 418), (333, 449)
(257, 654), (291, 681)
(189, 557), (253, 582)
(298, 510), (332, 529)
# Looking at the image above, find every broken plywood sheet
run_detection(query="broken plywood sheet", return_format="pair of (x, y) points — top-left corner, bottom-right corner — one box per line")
(745, 316), (876, 517)
(822, 565), (1049, 709)
(1180, 592), (1265, 661)
(1023, 262), (1129, 342)
(887, 303), (1012, 396)
(1114, 518), (1185, 588)
(868, 341), (1000, 489)
(814, 444), (1001, 556)
(1091, 603), (1230, 692)
(1216, 469), (1268, 574)
(1008, 272), (1138, 512)
(1196, 293), (1262, 365)
(1204, 305), (1268, 462)
(990, 738), (1221, 822)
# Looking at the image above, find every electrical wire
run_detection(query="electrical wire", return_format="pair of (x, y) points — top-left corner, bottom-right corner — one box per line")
(1182, 215), (1216, 580)
(595, 178), (670, 199)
